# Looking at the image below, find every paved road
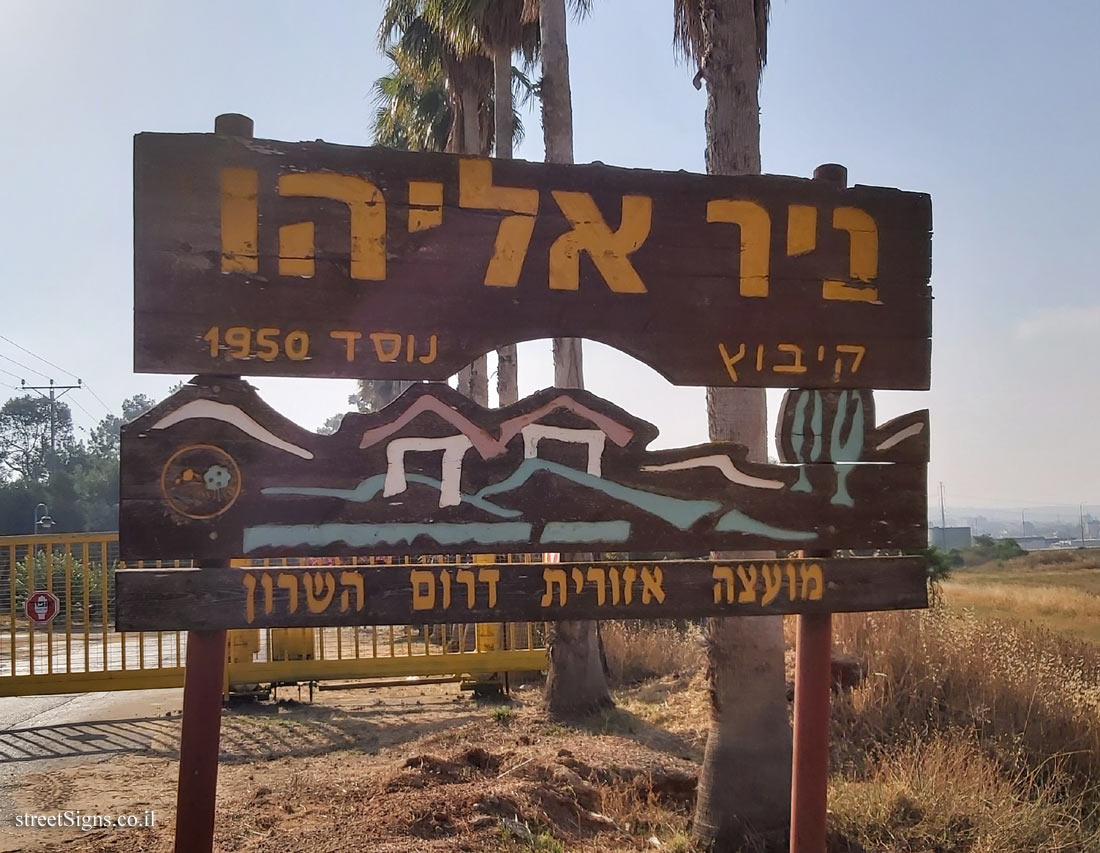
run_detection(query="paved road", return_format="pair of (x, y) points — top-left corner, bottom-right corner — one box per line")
(0, 688), (182, 837)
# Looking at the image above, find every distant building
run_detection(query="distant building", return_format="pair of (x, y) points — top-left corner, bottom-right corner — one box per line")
(1014, 535), (1053, 551)
(929, 526), (972, 550)
(1088, 518), (1100, 539)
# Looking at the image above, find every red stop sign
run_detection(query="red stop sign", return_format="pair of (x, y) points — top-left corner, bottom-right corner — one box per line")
(25, 590), (59, 626)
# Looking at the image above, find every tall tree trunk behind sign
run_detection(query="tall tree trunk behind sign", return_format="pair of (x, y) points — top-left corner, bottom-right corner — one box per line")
(456, 84), (489, 404)
(692, 0), (792, 849)
(493, 41), (520, 406)
(539, 0), (612, 717)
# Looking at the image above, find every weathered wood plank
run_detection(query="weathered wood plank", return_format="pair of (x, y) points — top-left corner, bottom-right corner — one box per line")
(118, 379), (929, 561)
(114, 556), (929, 631)
(133, 133), (932, 389)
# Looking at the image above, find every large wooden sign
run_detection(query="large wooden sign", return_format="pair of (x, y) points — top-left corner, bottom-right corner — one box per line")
(115, 556), (928, 632)
(134, 133), (932, 389)
(119, 378), (927, 561)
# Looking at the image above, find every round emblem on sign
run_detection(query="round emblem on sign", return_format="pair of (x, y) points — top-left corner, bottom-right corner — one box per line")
(161, 444), (242, 519)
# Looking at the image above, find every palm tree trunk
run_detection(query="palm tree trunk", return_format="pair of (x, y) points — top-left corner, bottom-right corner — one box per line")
(455, 84), (489, 405)
(539, 0), (612, 719)
(493, 42), (519, 407)
(692, 1), (791, 850)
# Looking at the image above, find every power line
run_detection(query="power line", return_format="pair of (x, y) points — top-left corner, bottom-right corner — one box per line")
(0, 335), (112, 414)
(0, 334), (80, 382)
(0, 352), (50, 381)
(21, 381), (83, 458)
(0, 366), (23, 381)
(68, 397), (99, 424)
(81, 383), (112, 414)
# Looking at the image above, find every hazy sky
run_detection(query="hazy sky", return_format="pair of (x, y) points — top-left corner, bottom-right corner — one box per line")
(1, 1), (1097, 509)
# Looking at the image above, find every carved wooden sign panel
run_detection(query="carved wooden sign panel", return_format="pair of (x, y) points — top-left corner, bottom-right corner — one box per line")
(133, 133), (932, 389)
(114, 557), (929, 632)
(118, 379), (928, 561)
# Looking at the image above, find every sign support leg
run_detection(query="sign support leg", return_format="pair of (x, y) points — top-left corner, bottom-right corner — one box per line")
(173, 628), (227, 852)
(790, 611), (831, 853)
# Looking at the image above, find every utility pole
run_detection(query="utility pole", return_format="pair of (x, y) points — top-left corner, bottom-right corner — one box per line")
(1081, 503), (1087, 547)
(938, 481), (947, 548)
(20, 379), (82, 460)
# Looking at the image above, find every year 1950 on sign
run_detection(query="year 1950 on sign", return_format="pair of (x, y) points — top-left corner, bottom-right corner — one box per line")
(202, 326), (439, 365)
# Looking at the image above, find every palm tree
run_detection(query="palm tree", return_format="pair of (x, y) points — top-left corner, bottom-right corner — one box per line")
(674, 1), (791, 850)
(377, 1), (493, 405)
(470, 0), (540, 405)
(371, 46), (452, 152)
(379, 1), (494, 157)
(539, 0), (612, 718)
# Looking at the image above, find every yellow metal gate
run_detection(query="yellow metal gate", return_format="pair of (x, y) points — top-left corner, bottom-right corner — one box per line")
(0, 533), (547, 698)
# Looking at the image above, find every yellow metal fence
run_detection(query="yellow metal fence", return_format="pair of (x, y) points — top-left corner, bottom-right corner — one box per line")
(0, 532), (547, 698)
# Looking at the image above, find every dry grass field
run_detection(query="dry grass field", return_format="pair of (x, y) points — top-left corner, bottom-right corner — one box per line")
(15, 608), (1092, 853)
(8, 555), (1100, 852)
(943, 547), (1100, 642)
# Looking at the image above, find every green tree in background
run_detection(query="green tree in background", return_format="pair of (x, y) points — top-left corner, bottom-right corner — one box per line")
(0, 393), (155, 534)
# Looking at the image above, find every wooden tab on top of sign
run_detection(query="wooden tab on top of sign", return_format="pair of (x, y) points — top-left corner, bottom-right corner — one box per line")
(119, 379), (929, 561)
(133, 132), (932, 389)
(114, 557), (929, 632)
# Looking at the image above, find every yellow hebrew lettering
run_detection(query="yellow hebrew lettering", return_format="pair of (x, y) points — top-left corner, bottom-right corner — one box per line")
(221, 167), (258, 273)
(586, 567), (607, 606)
(713, 565), (735, 604)
(408, 180), (443, 232)
(824, 207), (879, 302)
(411, 569), (436, 610)
(786, 204), (817, 256)
(773, 343), (807, 375)
(836, 344), (865, 374)
(571, 568), (585, 594)
(609, 567), (621, 605)
(541, 568), (568, 606)
(304, 571), (336, 613)
(277, 573), (299, 614)
(418, 335), (438, 364)
(707, 199), (770, 297)
(801, 563), (824, 601)
(548, 192), (652, 293)
(440, 569), (452, 609)
(718, 343), (746, 382)
(370, 332), (402, 362)
(640, 567), (665, 604)
(456, 568), (476, 608)
(736, 564), (757, 603)
(621, 566), (638, 605)
(330, 330), (361, 362)
(785, 563), (798, 601)
(478, 568), (500, 608)
(260, 574), (274, 616)
(278, 172), (386, 280)
(761, 564), (783, 606)
(339, 571), (365, 613)
(458, 159), (538, 287)
(278, 221), (315, 277)
(242, 573), (257, 625)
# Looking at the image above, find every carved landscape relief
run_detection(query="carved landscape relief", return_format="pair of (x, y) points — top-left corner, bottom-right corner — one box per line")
(119, 379), (928, 561)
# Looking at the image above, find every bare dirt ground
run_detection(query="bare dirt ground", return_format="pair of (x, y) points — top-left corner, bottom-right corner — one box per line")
(2, 678), (703, 852)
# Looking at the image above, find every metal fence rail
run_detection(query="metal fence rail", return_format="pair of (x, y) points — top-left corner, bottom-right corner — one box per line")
(0, 533), (547, 697)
